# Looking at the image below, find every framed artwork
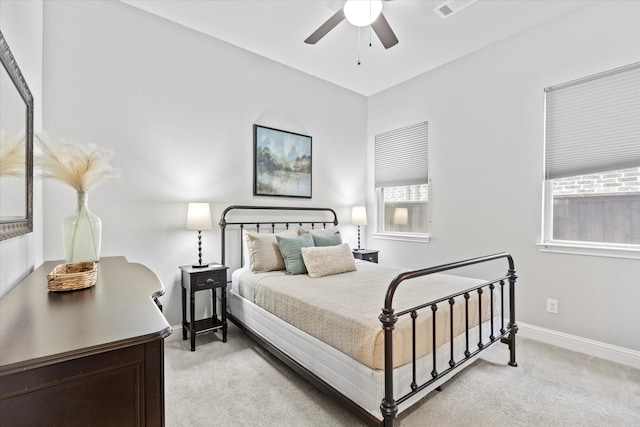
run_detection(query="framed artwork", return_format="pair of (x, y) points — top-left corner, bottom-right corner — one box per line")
(253, 124), (312, 198)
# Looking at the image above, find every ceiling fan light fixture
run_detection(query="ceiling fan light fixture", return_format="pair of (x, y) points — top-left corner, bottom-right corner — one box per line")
(343, 0), (383, 27)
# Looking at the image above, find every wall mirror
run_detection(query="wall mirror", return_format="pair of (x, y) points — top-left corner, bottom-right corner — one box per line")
(0, 30), (33, 240)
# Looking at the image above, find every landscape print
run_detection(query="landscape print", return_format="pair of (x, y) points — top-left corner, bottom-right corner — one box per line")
(254, 125), (312, 198)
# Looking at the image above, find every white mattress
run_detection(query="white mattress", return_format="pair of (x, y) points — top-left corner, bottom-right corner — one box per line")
(230, 267), (501, 420)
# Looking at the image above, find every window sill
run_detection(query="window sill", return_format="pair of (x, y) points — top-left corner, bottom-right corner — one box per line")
(536, 241), (640, 260)
(372, 232), (431, 244)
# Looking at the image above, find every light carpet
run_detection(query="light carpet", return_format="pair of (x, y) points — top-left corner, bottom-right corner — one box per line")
(164, 322), (640, 426)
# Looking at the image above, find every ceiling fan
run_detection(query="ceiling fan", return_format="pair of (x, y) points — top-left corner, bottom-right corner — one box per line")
(304, 0), (399, 49)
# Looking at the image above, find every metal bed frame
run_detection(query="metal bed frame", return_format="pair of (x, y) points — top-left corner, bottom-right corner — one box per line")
(219, 205), (518, 427)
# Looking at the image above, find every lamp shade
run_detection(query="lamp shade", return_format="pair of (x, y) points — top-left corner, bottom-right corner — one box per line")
(393, 207), (408, 226)
(351, 206), (368, 226)
(186, 202), (212, 231)
(344, 0), (383, 27)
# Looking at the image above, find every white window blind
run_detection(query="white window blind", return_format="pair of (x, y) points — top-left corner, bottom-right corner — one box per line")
(544, 62), (640, 180)
(375, 121), (428, 188)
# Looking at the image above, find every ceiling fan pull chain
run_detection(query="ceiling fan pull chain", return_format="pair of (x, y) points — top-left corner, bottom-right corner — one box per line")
(369, 0), (373, 47)
(357, 26), (362, 65)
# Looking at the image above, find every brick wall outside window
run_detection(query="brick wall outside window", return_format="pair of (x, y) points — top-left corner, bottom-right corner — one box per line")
(383, 183), (428, 202)
(553, 167), (640, 195)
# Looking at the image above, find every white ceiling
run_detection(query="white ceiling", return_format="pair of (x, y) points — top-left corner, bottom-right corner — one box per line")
(121, 0), (590, 96)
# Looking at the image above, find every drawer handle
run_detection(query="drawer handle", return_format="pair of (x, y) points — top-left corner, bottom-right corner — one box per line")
(205, 278), (215, 285)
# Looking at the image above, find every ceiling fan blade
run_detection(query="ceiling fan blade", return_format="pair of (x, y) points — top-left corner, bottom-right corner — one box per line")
(304, 9), (345, 44)
(371, 13), (398, 49)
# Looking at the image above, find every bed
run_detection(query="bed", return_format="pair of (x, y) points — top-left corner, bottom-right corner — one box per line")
(219, 205), (518, 427)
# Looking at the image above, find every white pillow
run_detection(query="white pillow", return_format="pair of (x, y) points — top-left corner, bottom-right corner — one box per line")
(298, 226), (340, 237)
(301, 243), (356, 278)
(241, 229), (250, 267)
(245, 228), (299, 272)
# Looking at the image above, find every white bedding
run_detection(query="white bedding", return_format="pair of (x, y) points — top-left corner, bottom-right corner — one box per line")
(235, 261), (492, 370)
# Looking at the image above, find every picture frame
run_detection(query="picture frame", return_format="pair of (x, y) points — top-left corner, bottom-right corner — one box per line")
(253, 124), (312, 198)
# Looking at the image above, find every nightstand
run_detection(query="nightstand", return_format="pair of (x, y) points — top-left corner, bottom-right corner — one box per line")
(352, 249), (379, 263)
(180, 263), (228, 351)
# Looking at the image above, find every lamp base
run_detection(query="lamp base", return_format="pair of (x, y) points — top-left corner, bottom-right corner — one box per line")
(191, 263), (210, 269)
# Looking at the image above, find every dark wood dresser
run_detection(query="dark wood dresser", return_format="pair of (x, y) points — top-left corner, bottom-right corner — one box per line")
(0, 256), (172, 427)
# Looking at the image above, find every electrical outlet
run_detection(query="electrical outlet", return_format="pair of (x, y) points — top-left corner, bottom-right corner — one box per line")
(546, 298), (559, 314)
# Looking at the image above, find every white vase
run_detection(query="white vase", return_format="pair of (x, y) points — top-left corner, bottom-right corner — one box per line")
(63, 191), (102, 262)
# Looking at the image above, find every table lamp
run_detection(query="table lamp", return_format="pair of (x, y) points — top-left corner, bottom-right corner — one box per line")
(186, 202), (213, 268)
(393, 207), (408, 226)
(351, 206), (367, 250)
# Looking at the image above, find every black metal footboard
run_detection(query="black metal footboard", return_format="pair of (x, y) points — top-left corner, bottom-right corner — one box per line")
(379, 253), (518, 427)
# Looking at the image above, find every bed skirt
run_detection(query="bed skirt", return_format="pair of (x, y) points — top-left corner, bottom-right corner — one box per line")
(228, 288), (498, 421)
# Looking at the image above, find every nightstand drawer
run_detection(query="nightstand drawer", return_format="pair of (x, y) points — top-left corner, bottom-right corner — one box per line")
(352, 249), (379, 263)
(363, 253), (378, 263)
(191, 271), (225, 289)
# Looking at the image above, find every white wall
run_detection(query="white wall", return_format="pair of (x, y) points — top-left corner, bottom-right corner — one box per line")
(367, 1), (640, 352)
(42, 1), (367, 326)
(0, 0), (44, 297)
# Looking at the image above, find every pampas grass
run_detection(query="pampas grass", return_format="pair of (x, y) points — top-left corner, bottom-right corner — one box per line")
(0, 130), (25, 177)
(37, 135), (120, 192)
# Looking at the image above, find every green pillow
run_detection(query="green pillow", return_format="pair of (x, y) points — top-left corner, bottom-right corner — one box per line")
(276, 233), (315, 275)
(312, 232), (342, 247)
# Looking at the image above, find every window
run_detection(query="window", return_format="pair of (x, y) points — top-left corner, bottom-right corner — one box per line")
(375, 122), (429, 236)
(542, 63), (640, 255)
(381, 184), (428, 233)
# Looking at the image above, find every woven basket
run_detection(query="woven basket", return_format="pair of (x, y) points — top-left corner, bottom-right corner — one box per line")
(47, 261), (97, 292)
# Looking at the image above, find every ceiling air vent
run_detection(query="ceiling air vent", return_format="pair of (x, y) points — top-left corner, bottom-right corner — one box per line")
(434, 0), (478, 19)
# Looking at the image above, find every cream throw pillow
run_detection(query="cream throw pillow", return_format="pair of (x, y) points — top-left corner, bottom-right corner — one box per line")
(301, 243), (356, 278)
(245, 228), (299, 272)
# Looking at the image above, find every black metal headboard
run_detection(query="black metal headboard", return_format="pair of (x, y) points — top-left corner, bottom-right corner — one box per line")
(219, 205), (339, 269)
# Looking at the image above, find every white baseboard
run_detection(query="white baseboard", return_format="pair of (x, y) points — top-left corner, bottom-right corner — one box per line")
(517, 322), (640, 370)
